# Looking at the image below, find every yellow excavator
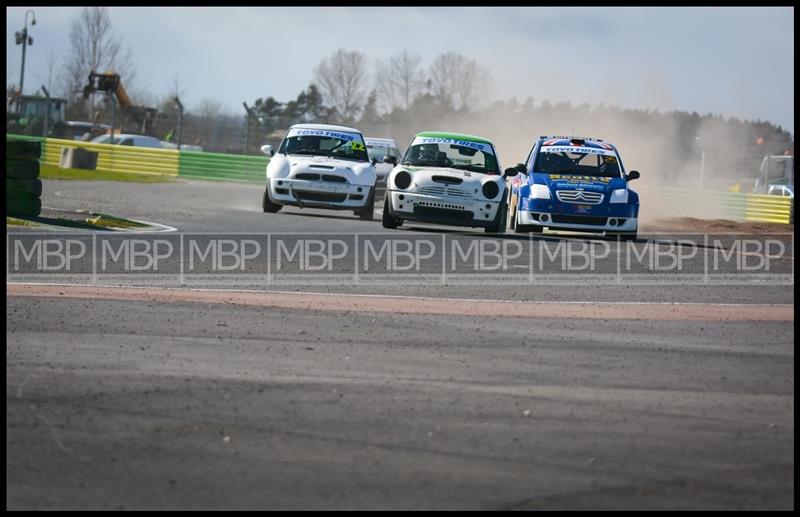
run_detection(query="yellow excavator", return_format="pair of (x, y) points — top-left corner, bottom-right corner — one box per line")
(83, 70), (158, 134)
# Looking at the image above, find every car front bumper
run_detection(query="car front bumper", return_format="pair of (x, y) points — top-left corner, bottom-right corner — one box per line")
(269, 178), (372, 210)
(518, 210), (638, 232)
(387, 190), (501, 228)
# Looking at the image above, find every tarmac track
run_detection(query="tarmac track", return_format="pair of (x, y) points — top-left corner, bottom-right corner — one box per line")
(6, 178), (795, 510)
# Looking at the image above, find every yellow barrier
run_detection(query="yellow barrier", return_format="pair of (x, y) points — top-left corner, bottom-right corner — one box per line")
(745, 193), (793, 224)
(43, 137), (179, 176)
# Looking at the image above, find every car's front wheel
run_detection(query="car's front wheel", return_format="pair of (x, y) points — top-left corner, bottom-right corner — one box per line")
(355, 189), (375, 220)
(381, 195), (402, 229)
(485, 198), (508, 234)
(262, 187), (282, 213)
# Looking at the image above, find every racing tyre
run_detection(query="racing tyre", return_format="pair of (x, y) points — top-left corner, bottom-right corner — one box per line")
(7, 178), (43, 198)
(356, 189), (375, 221)
(485, 199), (507, 234)
(6, 140), (42, 161)
(381, 195), (401, 229)
(6, 196), (42, 217)
(6, 159), (40, 180)
(262, 187), (282, 213)
(507, 199), (517, 231)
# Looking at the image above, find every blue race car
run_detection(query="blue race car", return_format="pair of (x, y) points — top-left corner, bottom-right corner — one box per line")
(505, 135), (640, 240)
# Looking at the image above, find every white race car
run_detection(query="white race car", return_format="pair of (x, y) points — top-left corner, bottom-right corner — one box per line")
(365, 137), (403, 185)
(261, 124), (377, 219)
(382, 131), (518, 233)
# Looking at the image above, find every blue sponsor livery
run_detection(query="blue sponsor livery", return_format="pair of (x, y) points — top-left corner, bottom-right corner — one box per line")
(508, 136), (640, 239)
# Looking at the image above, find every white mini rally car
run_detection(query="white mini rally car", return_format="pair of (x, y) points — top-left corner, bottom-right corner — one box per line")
(261, 124), (378, 219)
(382, 132), (518, 233)
(365, 137), (403, 185)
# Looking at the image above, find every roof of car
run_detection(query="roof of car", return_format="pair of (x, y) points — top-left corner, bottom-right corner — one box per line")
(365, 137), (397, 144)
(289, 123), (362, 134)
(539, 136), (616, 150)
(414, 131), (493, 145)
(94, 133), (158, 139)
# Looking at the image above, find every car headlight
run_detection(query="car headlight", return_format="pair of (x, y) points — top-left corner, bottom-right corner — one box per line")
(482, 181), (500, 200)
(529, 184), (551, 200)
(609, 188), (628, 203)
(394, 170), (412, 190)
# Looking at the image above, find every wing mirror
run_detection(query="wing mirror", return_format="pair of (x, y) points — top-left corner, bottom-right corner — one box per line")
(626, 170), (640, 181)
(260, 144), (274, 156)
(515, 163), (527, 174)
(503, 167), (519, 177)
(383, 155), (398, 166)
(371, 157), (378, 166)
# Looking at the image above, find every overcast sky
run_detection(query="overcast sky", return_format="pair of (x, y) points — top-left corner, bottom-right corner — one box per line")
(6, 6), (795, 134)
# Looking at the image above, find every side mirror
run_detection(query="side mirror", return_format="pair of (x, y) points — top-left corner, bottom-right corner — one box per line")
(626, 170), (640, 181)
(503, 167), (519, 177)
(260, 144), (274, 156)
(383, 155), (397, 166)
(515, 163), (527, 175)
(371, 157), (378, 166)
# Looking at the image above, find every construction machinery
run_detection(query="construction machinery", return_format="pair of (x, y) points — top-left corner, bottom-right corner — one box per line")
(753, 155), (794, 195)
(83, 70), (158, 135)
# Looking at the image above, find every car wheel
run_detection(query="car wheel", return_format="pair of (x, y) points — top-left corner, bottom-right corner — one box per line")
(262, 187), (282, 213)
(381, 195), (401, 229)
(356, 188), (375, 221)
(485, 199), (507, 234)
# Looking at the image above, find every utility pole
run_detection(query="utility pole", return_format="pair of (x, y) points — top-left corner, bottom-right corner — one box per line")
(14, 10), (36, 114)
(243, 102), (253, 154)
(174, 96), (184, 150)
(109, 93), (117, 145)
(41, 84), (50, 137)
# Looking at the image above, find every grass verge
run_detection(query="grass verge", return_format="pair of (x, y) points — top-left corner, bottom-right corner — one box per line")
(39, 163), (175, 183)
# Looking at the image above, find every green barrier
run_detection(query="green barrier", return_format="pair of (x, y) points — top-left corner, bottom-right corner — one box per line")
(657, 187), (793, 224)
(178, 150), (268, 183)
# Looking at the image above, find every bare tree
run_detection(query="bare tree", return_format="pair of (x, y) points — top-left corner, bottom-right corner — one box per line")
(60, 7), (138, 116)
(429, 52), (493, 111)
(195, 97), (223, 146)
(312, 48), (370, 124)
(375, 50), (425, 113)
(36, 51), (59, 95)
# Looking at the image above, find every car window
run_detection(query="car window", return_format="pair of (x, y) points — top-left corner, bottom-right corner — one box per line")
(402, 137), (499, 174)
(534, 149), (621, 178)
(281, 132), (369, 162)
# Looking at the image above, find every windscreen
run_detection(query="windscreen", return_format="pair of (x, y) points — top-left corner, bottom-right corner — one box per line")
(402, 136), (499, 174)
(534, 146), (621, 178)
(280, 128), (369, 162)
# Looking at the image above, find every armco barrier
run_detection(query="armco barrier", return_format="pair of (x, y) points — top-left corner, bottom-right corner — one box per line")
(7, 133), (178, 176)
(7, 134), (266, 183)
(178, 150), (267, 183)
(658, 187), (793, 224)
(46, 137), (179, 176)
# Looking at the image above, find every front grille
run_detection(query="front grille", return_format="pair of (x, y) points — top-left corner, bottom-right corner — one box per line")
(414, 205), (473, 222)
(556, 190), (604, 204)
(308, 165), (335, 170)
(417, 186), (472, 198)
(432, 175), (463, 185)
(294, 173), (320, 181)
(551, 214), (607, 226)
(322, 174), (347, 183)
(293, 191), (348, 203)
